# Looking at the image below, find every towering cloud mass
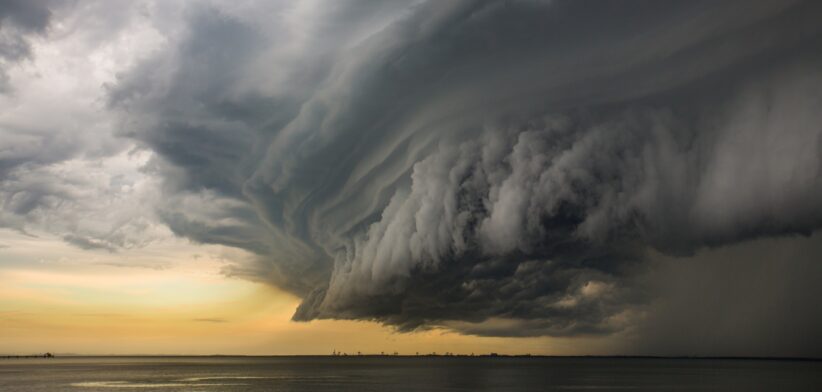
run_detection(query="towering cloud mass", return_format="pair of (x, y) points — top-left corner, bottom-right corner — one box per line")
(5, 0), (822, 351)
(107, 0), (822, 338)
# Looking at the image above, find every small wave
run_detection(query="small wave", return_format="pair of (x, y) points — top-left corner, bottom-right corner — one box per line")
(178, 376), (271, 382)
(71, 381), (247, 388)
(178, 375), (346, 382)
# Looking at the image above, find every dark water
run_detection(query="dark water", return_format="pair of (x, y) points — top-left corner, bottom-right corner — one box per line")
(1, 356), (821, 391)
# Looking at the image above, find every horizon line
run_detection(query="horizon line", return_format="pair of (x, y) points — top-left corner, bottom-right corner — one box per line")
(3, 354), (820, 361)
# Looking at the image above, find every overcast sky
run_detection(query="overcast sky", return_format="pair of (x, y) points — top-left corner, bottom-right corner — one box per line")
(2, 0), (822, 357)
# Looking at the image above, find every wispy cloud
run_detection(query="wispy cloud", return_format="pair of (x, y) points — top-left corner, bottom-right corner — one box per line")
(192, 318), (229, 324)
(93, 261), (170, 271)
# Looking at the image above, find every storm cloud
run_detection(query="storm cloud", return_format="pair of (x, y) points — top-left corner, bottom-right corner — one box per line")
(6, 0), (822, 352)
(104, 0), (822, 340)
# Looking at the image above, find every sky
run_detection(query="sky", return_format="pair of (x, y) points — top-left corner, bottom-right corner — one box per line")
(1, 0), (822, 357)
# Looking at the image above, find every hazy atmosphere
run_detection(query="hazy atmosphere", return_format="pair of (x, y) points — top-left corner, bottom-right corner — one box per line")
(2, 0), (822, 358)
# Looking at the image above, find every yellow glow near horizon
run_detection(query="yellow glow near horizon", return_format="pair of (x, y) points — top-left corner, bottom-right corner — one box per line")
(0, 229), (615, 356)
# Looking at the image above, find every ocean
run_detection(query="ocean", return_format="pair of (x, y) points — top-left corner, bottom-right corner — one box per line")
(1, 356), (820, 391)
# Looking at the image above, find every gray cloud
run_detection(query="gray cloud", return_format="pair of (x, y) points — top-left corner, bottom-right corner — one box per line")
(0, 1), (172, 255)
(97, 0), (822, 351)
(63, 234), (117, 252)
(0, 0), (51, 93)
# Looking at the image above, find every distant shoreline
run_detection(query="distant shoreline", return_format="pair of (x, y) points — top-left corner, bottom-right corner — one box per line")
(0, 354), (54, 359)
(3, 354), (820, 362)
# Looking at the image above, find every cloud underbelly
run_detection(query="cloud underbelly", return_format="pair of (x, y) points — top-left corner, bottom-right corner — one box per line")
(288, 61), (822, 334)
(109, 0), (822, 337)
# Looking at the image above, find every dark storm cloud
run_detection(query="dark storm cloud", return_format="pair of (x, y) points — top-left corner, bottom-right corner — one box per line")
(0, 1), (50, 30)
(111, 0), (822, 341)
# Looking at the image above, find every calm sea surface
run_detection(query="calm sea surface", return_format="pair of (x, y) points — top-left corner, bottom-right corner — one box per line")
(1, 356), (820, 391)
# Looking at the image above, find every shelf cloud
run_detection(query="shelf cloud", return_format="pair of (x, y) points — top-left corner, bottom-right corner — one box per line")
(108, 0), (822, 338)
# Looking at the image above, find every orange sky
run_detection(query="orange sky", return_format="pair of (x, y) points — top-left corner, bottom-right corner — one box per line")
(0, 228), (617, 356)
